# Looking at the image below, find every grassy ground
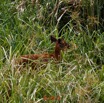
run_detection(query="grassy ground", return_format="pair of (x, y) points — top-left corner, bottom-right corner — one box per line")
(0, 0), (104, 103)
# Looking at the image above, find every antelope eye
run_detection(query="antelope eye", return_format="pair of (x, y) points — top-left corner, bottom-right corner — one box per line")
(60, 43), (65, 48)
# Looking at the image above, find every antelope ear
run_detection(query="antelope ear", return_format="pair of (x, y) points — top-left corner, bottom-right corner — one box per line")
(58, 37), (64, 43)
(58, 39), (61, 43)
(50, 35), (57, 43)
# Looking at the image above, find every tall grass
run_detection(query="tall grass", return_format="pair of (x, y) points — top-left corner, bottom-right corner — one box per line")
(0, 0), (104, 103)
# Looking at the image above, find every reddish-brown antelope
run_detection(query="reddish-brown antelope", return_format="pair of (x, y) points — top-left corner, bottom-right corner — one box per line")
(15, 35), (69, 67)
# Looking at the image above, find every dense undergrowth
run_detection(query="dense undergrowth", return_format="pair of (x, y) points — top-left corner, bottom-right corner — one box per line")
(0, 0), (104, 103)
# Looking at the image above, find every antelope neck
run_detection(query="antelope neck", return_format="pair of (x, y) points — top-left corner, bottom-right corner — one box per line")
(54, 43), (61, 60)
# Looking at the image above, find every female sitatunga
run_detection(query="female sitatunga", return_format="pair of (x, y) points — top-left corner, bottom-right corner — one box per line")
(16, 35), (69, 67)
